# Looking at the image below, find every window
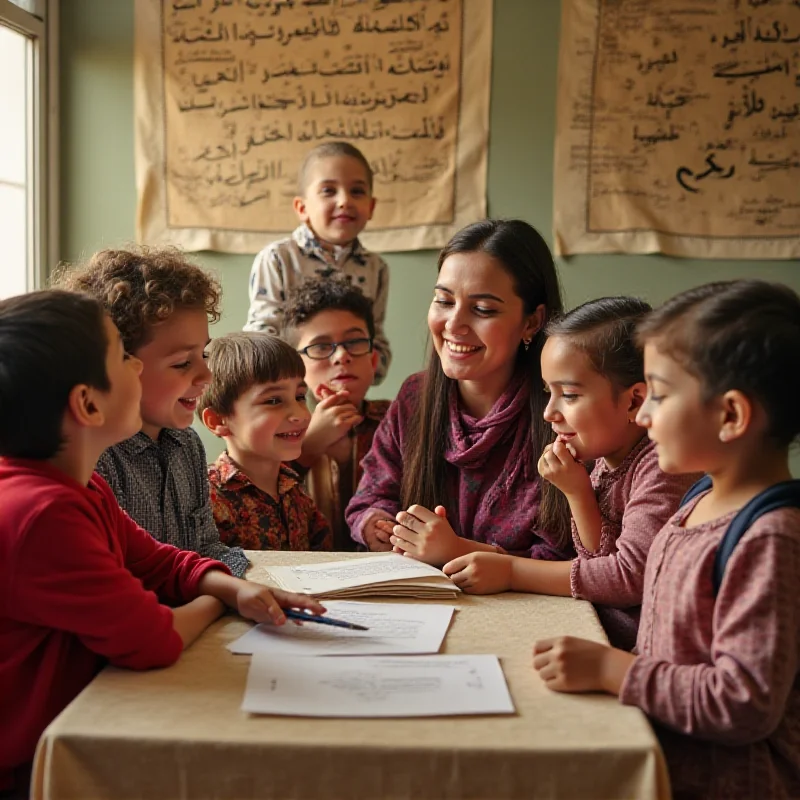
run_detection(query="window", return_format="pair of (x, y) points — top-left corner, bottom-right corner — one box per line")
(0, 0), (54, 299)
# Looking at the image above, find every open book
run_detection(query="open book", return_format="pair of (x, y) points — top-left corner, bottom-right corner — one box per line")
(258, 554), (461, 599)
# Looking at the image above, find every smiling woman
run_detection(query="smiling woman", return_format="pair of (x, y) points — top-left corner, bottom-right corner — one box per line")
(345, 219), (574, 565)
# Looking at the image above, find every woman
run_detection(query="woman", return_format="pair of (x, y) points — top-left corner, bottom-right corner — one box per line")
(345, 219), (573, 564)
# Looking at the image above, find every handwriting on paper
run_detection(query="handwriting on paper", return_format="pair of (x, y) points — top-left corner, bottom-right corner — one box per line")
(161, 0), (463, 232)
(554, 0), (800, 257)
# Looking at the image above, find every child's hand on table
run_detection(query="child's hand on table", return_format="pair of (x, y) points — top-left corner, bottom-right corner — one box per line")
(443, 552), (513, 594)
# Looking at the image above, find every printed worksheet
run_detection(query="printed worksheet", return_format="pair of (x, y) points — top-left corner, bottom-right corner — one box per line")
(242, 654), (515, 717)
(228, 602), (456, 657)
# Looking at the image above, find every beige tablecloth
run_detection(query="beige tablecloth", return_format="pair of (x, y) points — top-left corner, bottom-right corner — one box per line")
(32, 552), (670, 799)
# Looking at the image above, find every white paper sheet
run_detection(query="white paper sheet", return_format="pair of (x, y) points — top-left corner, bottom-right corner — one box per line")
(242, 654), (515, 717)
(262, 553), (460, 599)
(228, 602), (456, 657)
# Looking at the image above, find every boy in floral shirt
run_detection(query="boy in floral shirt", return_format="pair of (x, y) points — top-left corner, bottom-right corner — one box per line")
(199, 333), (331, 551)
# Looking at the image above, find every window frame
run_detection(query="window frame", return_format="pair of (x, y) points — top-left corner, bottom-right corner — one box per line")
(0, 0), (58, 292)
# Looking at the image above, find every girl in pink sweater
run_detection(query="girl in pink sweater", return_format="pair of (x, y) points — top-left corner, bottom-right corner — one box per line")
(444, 297), (697, 649)
(533, 280), (800, 799)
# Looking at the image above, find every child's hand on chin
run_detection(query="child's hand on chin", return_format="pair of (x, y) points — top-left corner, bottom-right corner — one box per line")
(538, 438), (592, 499)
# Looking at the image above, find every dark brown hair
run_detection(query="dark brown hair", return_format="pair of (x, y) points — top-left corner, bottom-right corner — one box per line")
(297, 141), (373, 194)
(0, 290), (110, 459)
(281, 274), (376, 345)
(53, 245), (221, 354)
(637, 280), (800, 447)
(399, 219), (571, 547)
(546, 296), (652, 393)
(200, 332), (305, 418)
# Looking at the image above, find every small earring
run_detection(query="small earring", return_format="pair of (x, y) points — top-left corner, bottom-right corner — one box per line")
(523, 338), (532, 352)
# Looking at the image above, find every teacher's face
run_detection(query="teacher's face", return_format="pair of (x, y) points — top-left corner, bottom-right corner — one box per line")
(428, 251), (538, 387)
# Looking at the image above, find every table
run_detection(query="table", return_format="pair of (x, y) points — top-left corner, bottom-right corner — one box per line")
(33, 552), (670, 799)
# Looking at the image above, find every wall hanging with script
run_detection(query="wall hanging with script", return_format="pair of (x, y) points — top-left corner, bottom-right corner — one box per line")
(134, 0), (492, 254)
(554, 0), (800, 259)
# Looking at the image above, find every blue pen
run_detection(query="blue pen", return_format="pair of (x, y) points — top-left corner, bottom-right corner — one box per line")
(284, 609), (369, 631)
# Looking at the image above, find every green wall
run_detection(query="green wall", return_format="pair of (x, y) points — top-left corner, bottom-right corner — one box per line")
(60, 0), (799, 472)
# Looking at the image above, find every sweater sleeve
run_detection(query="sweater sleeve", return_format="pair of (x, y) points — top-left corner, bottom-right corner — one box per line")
(10, 501), (186, 670)
(571, 458), (695, 608)
(244, 244), (285, 334)
(370, 256), (391, 385)
(620, 526), (800, 744)
(344, 380), (409, 545)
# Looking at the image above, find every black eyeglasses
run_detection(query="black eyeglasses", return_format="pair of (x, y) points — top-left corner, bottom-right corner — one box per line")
(297, 338), (373, 360)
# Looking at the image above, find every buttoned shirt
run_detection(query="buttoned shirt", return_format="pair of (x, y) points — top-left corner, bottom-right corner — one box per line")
(96, 428), (249, 577)
(244, 223), (391, 383)
(208, 452), (332, 552)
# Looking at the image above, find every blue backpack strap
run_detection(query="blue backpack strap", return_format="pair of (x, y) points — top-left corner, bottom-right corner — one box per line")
(712, 480), (800, 595)
(679, 475), (713, 508)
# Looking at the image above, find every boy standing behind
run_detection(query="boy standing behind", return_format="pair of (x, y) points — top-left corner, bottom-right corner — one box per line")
(199, 333), (331, 552)
(245, 141), (391, 384)
(0, 292), (322, 796)
(55, 247), (248, 576)
(282, 277), (390, 550)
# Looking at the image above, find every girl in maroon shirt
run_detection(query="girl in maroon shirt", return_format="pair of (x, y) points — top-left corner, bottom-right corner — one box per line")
(534, 280), (800, 800)
(445, 297), (697, 650)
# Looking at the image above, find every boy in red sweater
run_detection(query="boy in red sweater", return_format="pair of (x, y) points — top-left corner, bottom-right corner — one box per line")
(0, 291), (324, 798)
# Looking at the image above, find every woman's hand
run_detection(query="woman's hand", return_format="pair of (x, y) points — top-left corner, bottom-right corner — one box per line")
(390, 505), (463, 565)
(362, 510), (396, 552)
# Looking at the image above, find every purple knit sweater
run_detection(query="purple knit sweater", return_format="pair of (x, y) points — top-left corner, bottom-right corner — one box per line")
(345, 372), (575, 560)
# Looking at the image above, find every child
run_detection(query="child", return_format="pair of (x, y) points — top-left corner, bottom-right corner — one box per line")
(0, 291), (324, 796)
(533, 281), (800, 799)
(281, 275), (390, 550)
(444, 297), (697, 649)
(200, 332), (332, 552)
(54, 247), (249, 577)
(244, 141), (391, 384)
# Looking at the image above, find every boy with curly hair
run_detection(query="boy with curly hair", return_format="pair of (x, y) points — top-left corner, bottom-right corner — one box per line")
(245, 141), (392, 385)
(54, 246), (248, 576)
(282, 276), (389, 550)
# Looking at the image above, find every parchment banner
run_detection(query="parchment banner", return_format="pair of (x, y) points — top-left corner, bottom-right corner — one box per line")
(135, 0), (492, 254)
(554, 0), (800, 259)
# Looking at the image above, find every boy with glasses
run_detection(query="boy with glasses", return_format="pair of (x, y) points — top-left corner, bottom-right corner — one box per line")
(282, 277), (389, 550)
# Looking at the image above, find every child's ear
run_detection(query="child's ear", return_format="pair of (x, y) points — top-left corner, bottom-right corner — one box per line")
(201, 407), (230, 438)
(370, 347), (379, 373)
(67, 384), (105, 429)
(717, 389), (753, 443)
(293, 195), (309, 223)
(626, 382), (647, 421)
(367, 196), (376, 220)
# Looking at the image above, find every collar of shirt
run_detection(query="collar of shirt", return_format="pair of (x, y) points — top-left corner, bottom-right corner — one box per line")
(212, 451), (300, 496)
(114, 429), (188, 456)
(292, 222), (368, 267)
(594, 433), (650, 483)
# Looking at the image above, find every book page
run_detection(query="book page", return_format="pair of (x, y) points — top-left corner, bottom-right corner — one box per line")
(242, 654), (515, 717)
(228, 601), (456, 657)
(263, 553), (458, 595)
